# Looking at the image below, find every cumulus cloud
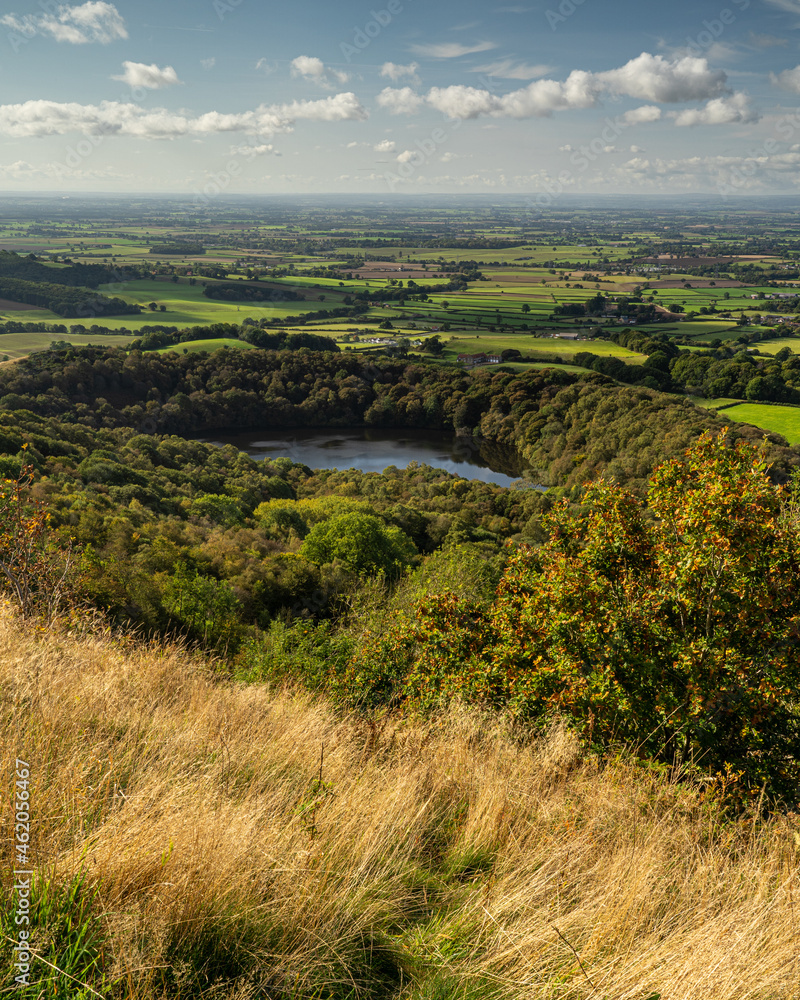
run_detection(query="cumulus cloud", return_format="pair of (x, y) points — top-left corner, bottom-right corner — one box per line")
(670, 92), (759, 126)
(201, 57), (216, 70)
(291, 55), (325, 80)
(597, 53), (727, 103)
(1, 1), (127, 44)
(230, 143), (276, 156)
(0, 93), (367, 140)
(290, 55), (348, 89)
(378, 53), (734, 122)
(0, 160), (38, 178)
(380, 62), (420, 84)
(373, 139), (396, 152)
(426, 71), (597, 119)
(376, 87), (424, 115)
(112, 62), (181, 90)
(618, 150), (800, 191)
(622, 105), (662, 124)
(411, 41), (496, 58)
(396, 150), (418, 163)
(771, 66), (800, 92)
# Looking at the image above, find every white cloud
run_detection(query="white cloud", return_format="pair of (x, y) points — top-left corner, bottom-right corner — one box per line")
(230, 143), (276, 156)
(255, 58), (277, 74)
(670, 92), (759, 126)
(411, 41), (496, 58)
(771, 66), (800, 92)
(279, 93), (366, 122)
(376, 87), (424, 115)
(379, 54), (732, 122)
(622, 105), (662, 124)
(397, 150), (418, 163)
(373, 139), (396, 152)
(291, 55), (325, 80)
(201, 57), (216, 71)
(0, 160), (38, 178)
(597, 53), (727, 103)
(618, 150), (800, 191)
(380, 62), (420, 84)
(290, 55), (349, 90)
(0, 93), (367, 140)
(426, 71), (597, 119)
(471, 59), (552, 80)
(1, 2), (127, 44)
(112, 62), (181, 90)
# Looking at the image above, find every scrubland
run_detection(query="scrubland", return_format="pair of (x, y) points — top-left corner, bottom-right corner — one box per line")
(2, 607), (798, 1000)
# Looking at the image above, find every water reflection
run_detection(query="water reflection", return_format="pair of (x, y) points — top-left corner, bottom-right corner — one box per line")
(203, 427), (533, 488)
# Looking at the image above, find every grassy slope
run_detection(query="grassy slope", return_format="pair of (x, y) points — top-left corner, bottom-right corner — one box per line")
(155, 337), (256, 355)
(1, 608), (797, 1000)
(721, 402), (800, 444)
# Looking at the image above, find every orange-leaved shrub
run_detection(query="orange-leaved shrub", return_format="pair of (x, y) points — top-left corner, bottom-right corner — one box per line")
(342, 431), (800, 803)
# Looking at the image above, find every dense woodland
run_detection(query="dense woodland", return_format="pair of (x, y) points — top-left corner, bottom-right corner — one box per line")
(0, 275), (142, 317)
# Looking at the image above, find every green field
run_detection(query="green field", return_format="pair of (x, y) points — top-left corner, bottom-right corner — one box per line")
(0, 330), (135, 360)
(752, 338), (800, 355)
(156, 338), (256, 355)
(442, 334), (645, 364)
(721, 403), (800, 443)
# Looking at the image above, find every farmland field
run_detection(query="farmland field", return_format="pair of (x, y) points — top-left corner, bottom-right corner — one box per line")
(156, 338), (256, 355)
(721, 403), (800, 444)
(0, 330), (135, 360)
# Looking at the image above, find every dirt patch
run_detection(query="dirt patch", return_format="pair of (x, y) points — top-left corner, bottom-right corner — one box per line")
(653, 279), (744, 289)
(0, 298), (36, 311)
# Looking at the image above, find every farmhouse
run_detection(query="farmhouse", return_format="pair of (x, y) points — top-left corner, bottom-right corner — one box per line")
(458, 353), (488, 366)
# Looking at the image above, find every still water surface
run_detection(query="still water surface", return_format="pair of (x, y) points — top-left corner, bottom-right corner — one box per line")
(204, 427), (528, 488)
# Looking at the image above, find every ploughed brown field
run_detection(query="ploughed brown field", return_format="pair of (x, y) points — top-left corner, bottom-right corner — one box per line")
(0, 297), (37, 310)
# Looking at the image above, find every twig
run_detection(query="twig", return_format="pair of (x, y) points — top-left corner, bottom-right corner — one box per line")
(552, 924), (597, 994)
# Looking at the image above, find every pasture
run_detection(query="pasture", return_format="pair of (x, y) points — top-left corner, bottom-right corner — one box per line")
(0, 330), (135, 360)
(156, 338), (255, 355)
(721, 402), (800, 444)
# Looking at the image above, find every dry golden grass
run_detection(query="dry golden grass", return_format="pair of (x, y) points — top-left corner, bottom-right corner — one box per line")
(1, 604), (798, 999)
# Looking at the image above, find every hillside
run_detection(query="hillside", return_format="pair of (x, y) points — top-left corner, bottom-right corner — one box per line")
(1, 606), (798, 1000)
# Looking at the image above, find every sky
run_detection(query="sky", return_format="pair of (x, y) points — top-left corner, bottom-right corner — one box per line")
(3, 0), (800, 198)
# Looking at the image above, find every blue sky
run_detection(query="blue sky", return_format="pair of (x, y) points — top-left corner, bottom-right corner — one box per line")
(2, 0), (800, 197)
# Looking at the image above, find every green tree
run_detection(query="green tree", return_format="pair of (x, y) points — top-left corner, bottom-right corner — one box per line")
(301, 512), (416, 578)
(424, 334), (444, 356)
(161, 562), (241, 650)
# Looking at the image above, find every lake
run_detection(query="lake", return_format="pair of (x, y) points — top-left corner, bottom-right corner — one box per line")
(203, 427), (531, 488)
